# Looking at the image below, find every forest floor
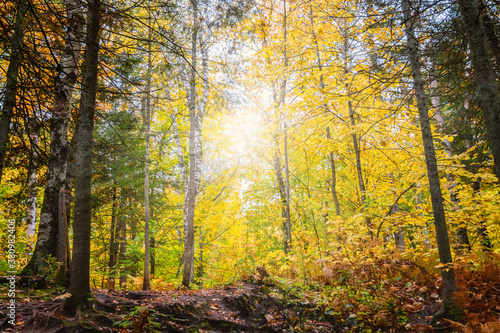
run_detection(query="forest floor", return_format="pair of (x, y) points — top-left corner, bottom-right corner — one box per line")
(1, 256), (500, 332)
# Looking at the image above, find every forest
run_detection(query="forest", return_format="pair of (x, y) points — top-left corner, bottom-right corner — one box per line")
(1, 0), (500, 331)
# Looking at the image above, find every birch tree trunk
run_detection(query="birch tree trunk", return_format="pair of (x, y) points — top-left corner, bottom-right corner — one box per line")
(0, 0), (28, 181)
(402, 0), (461, 320)
(270, 0), (291, 255)
(171, 114), (189, 190)
(182, 0), (200, 287)
(63, 0), (101, 314)
(458, 0), (500, 181)
(170, 112), (189, 275)
(26, 132), (39, 247)
(23, 0), (84, 276)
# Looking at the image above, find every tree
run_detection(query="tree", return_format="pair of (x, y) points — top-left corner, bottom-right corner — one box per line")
(0, 0), (28, 181)
(22, 0), (84, 276)
(62, 0), (101, 314)
(402, 0), (461, 320)
(458, 0), (500, 180)
(25, 131), (39, 247)
(182, 0), (210, 287)
(142, 1), (153, 291)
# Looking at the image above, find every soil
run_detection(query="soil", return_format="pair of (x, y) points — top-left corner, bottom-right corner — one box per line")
(0, 282), (336, 333)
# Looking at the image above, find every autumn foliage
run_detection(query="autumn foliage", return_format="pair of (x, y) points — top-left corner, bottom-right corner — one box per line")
(1, 0), (500, 331)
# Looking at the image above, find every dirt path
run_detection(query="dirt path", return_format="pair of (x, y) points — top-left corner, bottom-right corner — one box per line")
(0, 282), (335, 332)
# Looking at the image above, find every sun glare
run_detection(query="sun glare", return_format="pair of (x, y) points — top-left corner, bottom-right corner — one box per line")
(225, 110), (263, 157)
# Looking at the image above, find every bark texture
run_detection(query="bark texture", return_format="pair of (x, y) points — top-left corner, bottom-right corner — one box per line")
(182, 0), (209, 287)
(429, 78), (470, 253)
(63, 0), (101, 314)
(108, 186), (118, 289)
(348, 100), (371, 236)
(23, 0), (84, 275)
(142, 12), (152, 290)
(118, 193), (127, 290)
(26, 133), (39, 245)
(402, 0), (460, 319)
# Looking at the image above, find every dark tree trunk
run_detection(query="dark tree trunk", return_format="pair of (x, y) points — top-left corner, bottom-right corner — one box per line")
(142, 32), (152, 291)
(458, 0), (500, 180)
(402, 0), (461, 320)
(0, 0), (28, 181)
(62, 0), (101, 315)
(348, 100), (372, 237)
(56, 187), (70, 286)
(150, 235), (156, 277)
(477, 225), (493, 251)
(326, 128), (341, 216)
(479, 0), (500, 75)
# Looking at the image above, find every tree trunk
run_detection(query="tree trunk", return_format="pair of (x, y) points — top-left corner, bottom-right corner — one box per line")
(22, 0), (84, 276)
(181, 3), (210, 287)
(402, 0), (461, 320)
(182, 0), (200, 287)
(429, 77), (470, 253)
(272, 135), (289, 252)
(348, 100), (372, 237)
(284, 123), (292, 254)
(118, 193), (127, 290)
(270, 0), (291, 255)
(273, 134), (288, 241)
(479, 0), (500, 75)
(458, 0), (500, 180)
(56, 187), (70, 286)
(326, 129), (341, 216)
(198, 227), (203, 287)
(341, 24), (371, 238)
(390, 204), (406, 251)
(171, 114), (189, 190)
(0, 0), (28, 181)
(142, 7), (152, 290)
(26, 132), (39, 249)
(150, 235), (156, 277)
(62, 0), (101, 315)
(108, 186), (118, 289)
(308, 4), (341, 217)
(308, 4), (341, 234)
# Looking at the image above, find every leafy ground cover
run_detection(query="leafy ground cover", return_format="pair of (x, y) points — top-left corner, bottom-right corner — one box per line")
(1, 252), (499, 332)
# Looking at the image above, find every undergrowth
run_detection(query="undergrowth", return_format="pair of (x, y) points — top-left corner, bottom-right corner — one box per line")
(246, 248), (500, 332)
